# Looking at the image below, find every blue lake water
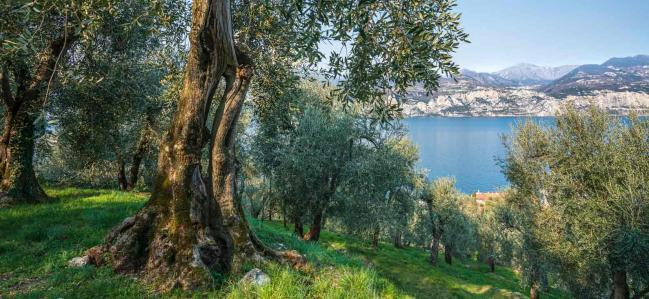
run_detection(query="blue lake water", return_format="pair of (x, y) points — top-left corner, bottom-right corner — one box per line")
(403, 117), (553, 194)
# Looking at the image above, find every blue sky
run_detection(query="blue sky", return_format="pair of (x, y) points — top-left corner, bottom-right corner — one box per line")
(454, 0), (649, 72)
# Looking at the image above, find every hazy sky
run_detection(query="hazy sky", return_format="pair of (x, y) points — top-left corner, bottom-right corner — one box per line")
(454, 0), (649, 72)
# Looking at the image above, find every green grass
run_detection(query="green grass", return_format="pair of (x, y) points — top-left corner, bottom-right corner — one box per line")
(0, 188), (568, 298)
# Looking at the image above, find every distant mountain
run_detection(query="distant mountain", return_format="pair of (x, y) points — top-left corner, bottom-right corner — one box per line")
(438, 64), (579, 89)
(457, 69), (516, 88)
(543, 55), (649, 97)
(495, 63), (578, 85)
(400, 55), (649, 117)
(602, 55), (649, 68)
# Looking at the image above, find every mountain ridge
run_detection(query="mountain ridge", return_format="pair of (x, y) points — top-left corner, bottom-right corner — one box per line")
(400, 55), (649, 117)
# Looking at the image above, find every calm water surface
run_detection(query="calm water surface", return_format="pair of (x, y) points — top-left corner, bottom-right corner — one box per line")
(403, 117), (553, 194)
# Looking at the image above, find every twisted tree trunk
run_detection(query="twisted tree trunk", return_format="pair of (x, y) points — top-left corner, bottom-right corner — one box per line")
(87, 0), (238, 290)
(0, 34), (74, 206)
(208, 51), (303, 271)
(86, 0), (303, 290)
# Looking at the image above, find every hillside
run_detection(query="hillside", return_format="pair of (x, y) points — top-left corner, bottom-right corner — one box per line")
(542, 55), (649, 97)
(400, 55), (649, 116)
(0, 188), (568, 298)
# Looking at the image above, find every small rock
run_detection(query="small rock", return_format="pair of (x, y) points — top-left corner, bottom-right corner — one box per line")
(240, 268), (270, 286)
(274, 242), (287, 250)
(68, 256), (90, 267)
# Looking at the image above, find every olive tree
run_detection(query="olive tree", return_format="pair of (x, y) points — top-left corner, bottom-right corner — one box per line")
(83, 0), (467, 290)
(422, 177), (477, 266)
(0, 0), (114, 204)
(46, 0), (187, 190)
(334, 137), (419, 248)
(503, 107), (649, 299)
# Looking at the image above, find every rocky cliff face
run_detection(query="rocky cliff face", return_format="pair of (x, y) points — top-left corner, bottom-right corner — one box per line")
(400, 55), (649, 117)
(401, 89), (649, 117)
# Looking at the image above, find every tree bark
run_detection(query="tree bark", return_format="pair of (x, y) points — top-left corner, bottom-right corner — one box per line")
(88, 0), (238, 290)
(430, 237), (440, 266)
(304, 208), (324, 242)
(208, 50), (304, 271)
(444, 245), (453, 265)
(117, 156), (128, 191)
(612, 270), (630, 299)
(0, 34), (74, 206)
(294, 219), (304, 238)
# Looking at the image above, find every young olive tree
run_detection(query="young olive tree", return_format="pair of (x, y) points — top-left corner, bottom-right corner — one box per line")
(422, 178), (477, 266)
(334, 137), (419, 249)
(275, 106), (358, 241)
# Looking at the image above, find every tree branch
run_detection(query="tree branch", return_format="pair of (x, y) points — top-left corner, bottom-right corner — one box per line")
(24, 33), (76, 104)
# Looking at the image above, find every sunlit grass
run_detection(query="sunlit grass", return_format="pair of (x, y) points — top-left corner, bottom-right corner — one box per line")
(0, 188), (568, 298)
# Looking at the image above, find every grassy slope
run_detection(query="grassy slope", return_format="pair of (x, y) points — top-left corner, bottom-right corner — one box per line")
(0, 188), (567, 298)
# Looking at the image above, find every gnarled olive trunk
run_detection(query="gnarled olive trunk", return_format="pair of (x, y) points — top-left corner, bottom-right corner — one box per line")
(88, 0), (238, 290)
(208, 52), (304, 271)
(0, 107), (47, 204)
(209, 54), (260, 270)
(0, 35), (73, 206)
